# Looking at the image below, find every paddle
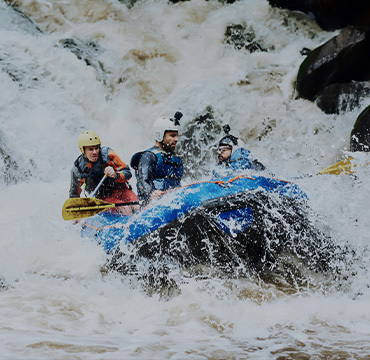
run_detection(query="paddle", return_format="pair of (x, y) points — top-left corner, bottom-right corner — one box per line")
(91, 175), (107, 197)
(62, 174), (107, 220)
(317, 156), (370, 175)
(317, 157), (356, 175)
(62, 197), (140, 220)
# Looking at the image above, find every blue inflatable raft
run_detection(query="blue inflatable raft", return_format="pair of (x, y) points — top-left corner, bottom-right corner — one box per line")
(80, 173), (332, 275)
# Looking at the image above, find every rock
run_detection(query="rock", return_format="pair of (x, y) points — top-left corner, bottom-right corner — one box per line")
(296, 27), (370, 101)
(59, 38), (106, 83)
(169, 0), (236, 3)
(0, 277), (9, 291)
(300, 48), (311, 56)
(315, 82), (370, 114)
(225, 24), (266, 53)
(177, 107), (222, 180)
(268, 0), (309, 13)
(0, 135), (32, 185)
(4, 1), (43, 34)
(268, 0), (370, 31)
(351, 105), (370, 152)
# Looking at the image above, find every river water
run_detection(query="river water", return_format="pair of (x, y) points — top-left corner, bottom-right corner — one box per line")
(0, 0), (370, 359)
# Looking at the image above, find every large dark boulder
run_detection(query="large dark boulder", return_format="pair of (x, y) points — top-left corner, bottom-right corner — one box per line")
(315, 81), (370, 114)
(296, 27), (370, 101)
(177, 107), (222, 180)
(268, 0), (370, 31)
(351, 105), (370, 152)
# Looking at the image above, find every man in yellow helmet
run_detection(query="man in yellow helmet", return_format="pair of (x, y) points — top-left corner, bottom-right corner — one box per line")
(70, 130), (138, 213)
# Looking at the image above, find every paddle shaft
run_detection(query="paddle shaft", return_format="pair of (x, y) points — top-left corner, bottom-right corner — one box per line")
(91, 175), (107, 197)
(67, 201), (140, 212)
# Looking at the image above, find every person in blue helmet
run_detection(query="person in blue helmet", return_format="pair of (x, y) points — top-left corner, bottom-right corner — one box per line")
(213, 125), (265, 177)
(130, 112), (184, 205)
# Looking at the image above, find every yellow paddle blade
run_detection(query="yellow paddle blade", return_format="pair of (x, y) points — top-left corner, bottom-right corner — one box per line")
(62, 197), (115, 220)
(317, 157), (356, 175)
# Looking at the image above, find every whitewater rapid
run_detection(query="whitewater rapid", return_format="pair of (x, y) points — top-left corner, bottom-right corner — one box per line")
(1, 0), (370, 358)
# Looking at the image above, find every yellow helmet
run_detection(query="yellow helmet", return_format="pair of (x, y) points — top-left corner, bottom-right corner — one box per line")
(78, 130), (101, 153)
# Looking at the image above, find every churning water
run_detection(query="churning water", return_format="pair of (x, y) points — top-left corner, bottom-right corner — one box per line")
(0, 0), (370, 358)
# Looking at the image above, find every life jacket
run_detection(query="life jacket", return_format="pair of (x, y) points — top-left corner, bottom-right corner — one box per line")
(229, 148), (254, 170)
(74, 146), (126, 196)
(212, 148), (265, 178)
(131, 146), (183, 191)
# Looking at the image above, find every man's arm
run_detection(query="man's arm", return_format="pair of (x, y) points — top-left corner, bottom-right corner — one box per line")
(107, 149), (132, 182)
(69, 166), (83, 198)
(137, 151), (158, 201)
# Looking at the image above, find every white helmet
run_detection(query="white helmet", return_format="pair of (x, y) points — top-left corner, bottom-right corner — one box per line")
(153, 112), (182, 142)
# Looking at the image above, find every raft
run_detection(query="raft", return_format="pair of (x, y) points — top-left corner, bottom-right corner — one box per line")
(80, 173), (330, 274)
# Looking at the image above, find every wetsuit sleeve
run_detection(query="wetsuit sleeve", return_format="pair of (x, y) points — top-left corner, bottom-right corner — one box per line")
(69, 165), (83, 198)
(107, 149), (132, 183)
(137, 151), (158, 200)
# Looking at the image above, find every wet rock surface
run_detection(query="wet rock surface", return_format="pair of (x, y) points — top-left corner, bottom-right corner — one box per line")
(296, 27), (370, 102)
(268, 0), (370, 31)
(351, 105), (370, 152)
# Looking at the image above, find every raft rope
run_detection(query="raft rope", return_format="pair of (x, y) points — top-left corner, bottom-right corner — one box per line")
(82, 174), (290, 232)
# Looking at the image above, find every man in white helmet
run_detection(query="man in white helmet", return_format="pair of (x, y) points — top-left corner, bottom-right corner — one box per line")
(70, 130), (138, 213)
(131, 112), (184, 204)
